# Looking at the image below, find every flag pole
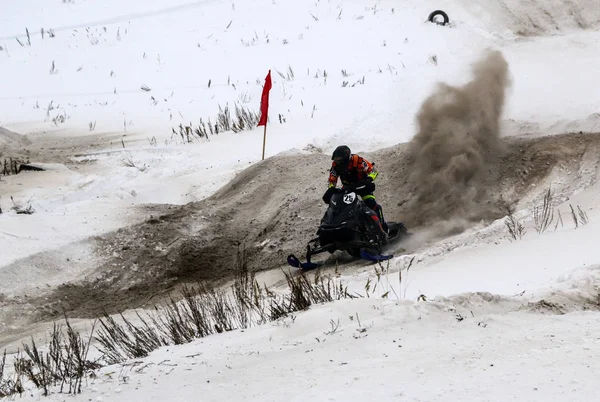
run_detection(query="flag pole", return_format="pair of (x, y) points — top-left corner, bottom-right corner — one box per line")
(258, 69), (272, 161)
(261, 122), (267, 160)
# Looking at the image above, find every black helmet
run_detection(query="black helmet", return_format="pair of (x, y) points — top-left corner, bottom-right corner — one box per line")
(332, 145), (351, 167)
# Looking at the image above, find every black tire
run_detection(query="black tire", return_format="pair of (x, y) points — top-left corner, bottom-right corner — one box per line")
(428, 10), (449, 26)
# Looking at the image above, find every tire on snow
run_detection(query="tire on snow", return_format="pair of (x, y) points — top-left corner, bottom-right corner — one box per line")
(428, 10), (449, 26)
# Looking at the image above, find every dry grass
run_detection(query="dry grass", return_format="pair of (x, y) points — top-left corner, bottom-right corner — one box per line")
(533, 187), (554, 234)
(0, 249), (409, 398)
(171, 103), (260, 144)
(503, 203), (526, 241)
(569, 204), (590, 228)
(94, 250), (354, 364)
(1, 316), (99, 398)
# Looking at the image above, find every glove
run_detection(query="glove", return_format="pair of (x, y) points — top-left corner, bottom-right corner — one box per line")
(363, 181), (375, 193)
(350, 180), (375, 193)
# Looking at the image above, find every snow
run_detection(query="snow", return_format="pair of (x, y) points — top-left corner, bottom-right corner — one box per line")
(2, 0), (600, 400)
(19, 270), (600, 401)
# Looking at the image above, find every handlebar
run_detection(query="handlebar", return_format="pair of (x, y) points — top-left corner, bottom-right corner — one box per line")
(336, 183), (367, 193)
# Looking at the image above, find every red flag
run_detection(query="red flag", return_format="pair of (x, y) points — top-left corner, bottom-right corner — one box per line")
(258, 70), (272, 127)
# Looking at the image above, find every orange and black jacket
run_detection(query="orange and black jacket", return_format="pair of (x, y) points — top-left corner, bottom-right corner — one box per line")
(328, 154), (378, 188)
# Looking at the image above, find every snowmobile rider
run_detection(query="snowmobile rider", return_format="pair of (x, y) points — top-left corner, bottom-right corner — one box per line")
(322, 145), (388, 232)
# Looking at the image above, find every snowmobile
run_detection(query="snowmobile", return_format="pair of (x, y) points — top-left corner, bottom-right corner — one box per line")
(287, 183), (411, 271)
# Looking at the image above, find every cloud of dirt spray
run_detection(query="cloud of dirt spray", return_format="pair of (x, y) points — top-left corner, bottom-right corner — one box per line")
(406, 50), (511, 234)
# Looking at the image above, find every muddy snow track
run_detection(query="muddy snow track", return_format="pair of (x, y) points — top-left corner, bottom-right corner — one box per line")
(4, 131), (600, 330)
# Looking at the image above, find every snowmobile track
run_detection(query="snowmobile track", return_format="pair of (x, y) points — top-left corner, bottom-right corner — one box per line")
(4, 131), (600, 327)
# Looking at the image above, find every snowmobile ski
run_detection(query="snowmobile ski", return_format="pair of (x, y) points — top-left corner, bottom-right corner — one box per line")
(360, 250), (394, 262)
(287, 254), (321, 271)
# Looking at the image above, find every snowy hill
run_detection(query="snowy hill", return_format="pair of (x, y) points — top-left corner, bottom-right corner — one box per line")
(1, 0), (600, 400)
